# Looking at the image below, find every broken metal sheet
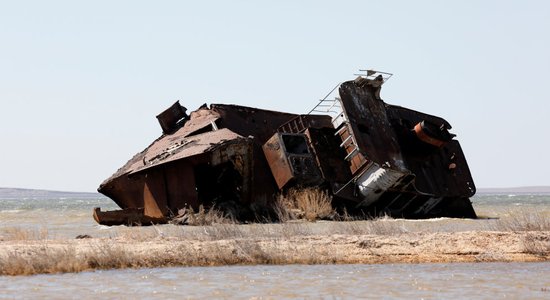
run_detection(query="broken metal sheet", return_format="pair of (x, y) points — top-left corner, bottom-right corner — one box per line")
(263, 132), (323, 189)
(130, 128), (246, 175)
(156, 100), (188, 134)
(304, 127), (351, 185)
(209, 104), (334, 199)
(100, 107), (221, 184)
(179, 108), (221, 137)
(211, 104), (333, 144)
(277, 114), (334, 134)
(93, 207), (158, 226)
(355, 163), (408, 206)
(385, 105), (476, 198)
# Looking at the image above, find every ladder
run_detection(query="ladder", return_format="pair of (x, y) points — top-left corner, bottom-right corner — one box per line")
(306, 83), (361, 163)
(334, 121), (360, 162)
(277, 115), (308, 134)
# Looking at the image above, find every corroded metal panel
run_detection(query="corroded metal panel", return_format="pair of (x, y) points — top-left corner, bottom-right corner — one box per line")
(156, 100), (188, 134)
(305, 127), (351, 185)
(263, 133), (322, 189)
(262, 134), (294, 189)
(98, 106), (221, 188)
(130, 128), (245, 175)
(338, 78), (406, 173)
(143, 169), (168, 220)
(211, 104), (332, 198)
(210, 138), (254, 204)
(385, 105), (476, 198)
(164, 160), (199, 212)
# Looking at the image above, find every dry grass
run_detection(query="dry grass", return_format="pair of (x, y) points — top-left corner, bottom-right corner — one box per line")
(85, 241), (137, 269)
(2, 225), (550, 276)
(334, 217), (407, 235)
(0, 237), (339, 276)
(490, 211), (550, 257)
(522, 233), (550, 257)
(0, 246), (82, 275)
(171, 205), (235, 226)
(0, 227), (48, 241)
(492, 211), (550, 232)
(3, 230), (550, 276)
(275, 188), (336, 221)
(167, 217), (406, 242)
(0, 241), (138, 276)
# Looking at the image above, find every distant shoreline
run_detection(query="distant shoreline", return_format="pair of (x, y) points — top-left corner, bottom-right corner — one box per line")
(0, 188), (103, 199)
(476, 186), (550, 195)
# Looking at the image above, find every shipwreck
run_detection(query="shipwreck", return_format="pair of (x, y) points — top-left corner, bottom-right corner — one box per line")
(95, 70), (476, 225)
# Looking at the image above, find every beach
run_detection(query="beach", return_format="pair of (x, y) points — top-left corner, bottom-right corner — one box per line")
(1, 221), (549, 276)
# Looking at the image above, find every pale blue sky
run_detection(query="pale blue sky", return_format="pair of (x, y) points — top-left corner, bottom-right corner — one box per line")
(1, 0), (549, 192)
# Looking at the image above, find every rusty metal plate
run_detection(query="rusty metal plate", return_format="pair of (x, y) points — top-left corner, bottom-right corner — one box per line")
(263, 132), (323, 189)
(338, 79), (406, 173)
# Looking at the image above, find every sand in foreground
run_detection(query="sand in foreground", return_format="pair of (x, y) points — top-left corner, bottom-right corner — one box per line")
(1, 229), (549, 276)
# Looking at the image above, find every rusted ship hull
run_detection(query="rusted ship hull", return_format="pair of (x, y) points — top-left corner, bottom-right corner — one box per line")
(96, 71), (476, 225)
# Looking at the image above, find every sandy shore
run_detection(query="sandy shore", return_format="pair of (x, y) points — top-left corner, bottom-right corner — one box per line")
(1, 229), (549, 275)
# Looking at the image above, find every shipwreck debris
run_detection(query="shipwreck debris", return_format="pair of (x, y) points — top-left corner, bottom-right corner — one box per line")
(96, 70), (476, 225)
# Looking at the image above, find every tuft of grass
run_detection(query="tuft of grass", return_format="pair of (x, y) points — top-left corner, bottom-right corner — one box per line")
(85, 241), (136, 269)
(275, 188), (336, 222)
(0, 245), (83, 276)
(171, 205), (235, 226)
(336, 217), (407, 235)
(492, 211), (550, 232)
(185, 224), (246, 241)
(522, 233), (550, 257)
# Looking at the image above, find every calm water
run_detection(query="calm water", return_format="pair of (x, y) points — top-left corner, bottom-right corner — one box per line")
(1, 194), (549, 299)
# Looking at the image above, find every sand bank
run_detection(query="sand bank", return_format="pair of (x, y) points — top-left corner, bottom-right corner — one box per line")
(1, 229), (549, 276)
